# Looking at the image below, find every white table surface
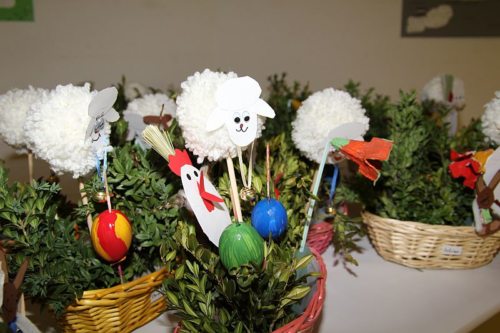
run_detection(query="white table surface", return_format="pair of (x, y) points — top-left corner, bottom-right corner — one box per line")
(136, 237), (500, 333)
(25, 237), (500, 332)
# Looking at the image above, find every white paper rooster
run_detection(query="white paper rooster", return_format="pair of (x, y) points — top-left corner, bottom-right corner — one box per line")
(142, 126), (231, 246)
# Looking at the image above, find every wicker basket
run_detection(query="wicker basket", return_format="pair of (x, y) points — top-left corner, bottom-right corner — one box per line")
(173, 247), (326, 333)
(61, 267), (169, 333)
(306, 221), (333, 254)
(363, 212), (500, 269)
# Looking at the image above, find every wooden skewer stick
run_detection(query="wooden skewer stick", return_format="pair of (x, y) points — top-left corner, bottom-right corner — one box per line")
(79, 180), (93, 231)
(27, 151), (33, 183)
(226, 157), (243, 222)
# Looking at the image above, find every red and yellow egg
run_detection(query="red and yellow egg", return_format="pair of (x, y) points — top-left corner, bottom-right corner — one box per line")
(91, 209), (132, 263)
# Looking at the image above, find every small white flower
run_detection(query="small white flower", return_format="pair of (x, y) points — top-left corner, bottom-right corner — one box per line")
(177, 69), (264, 163)
(25, 83), (99, 178)
(123, 93), (176, 149)
(0, 87), (48, 153)
(292, 88), (369, 164)
(482, 91), (500, 145)
(124, 82), (147, 101)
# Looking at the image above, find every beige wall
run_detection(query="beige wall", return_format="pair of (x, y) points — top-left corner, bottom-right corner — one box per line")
(1, 0), (499, 194)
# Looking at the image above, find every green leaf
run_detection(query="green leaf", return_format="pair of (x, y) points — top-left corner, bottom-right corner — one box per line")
(166, 291), (180, 307)
(199, 302), (208, 316)
(282, 285), (311, 301)
(182, 299), (198, 318)
(234, 321), (243, 333)
(175, 264), (185, 280)
(165, 250), (177, 262)
(35, 198), (45, 211)
(182, 320), (198, 332)
(253, 176), (263, 194)
(186, 284), (200, 293)
(294, 254), (313, 271)
(202, 322), (217, 333)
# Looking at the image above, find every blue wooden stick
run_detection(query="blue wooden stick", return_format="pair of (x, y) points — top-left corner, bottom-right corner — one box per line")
(300, 141), (330, 252)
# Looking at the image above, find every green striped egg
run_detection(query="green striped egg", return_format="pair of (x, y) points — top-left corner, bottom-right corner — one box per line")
(219, 222), (264, 270)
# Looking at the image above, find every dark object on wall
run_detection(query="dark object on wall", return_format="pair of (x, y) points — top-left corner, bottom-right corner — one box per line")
(402, 0), (500, 37)
(0, 0), (33, 21)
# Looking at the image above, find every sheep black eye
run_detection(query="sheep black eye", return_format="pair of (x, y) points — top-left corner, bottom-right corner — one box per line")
(234, 117), (241, 123)
(94, 117), (105, 133)
(186, 174), (191, 180)
(244, 116), (250, 122)
(194, 170), (198, 177)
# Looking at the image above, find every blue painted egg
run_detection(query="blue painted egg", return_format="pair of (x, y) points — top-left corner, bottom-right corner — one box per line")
(251, 198), (288, 239)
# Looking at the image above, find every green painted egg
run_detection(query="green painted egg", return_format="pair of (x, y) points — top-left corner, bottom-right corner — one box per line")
(219, 223), (264, 270)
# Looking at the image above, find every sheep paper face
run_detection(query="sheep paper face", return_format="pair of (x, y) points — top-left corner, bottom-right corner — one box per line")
(226, 110), (255, 143)
(207, 76), (275, 147)
(85, 87), (119, 159)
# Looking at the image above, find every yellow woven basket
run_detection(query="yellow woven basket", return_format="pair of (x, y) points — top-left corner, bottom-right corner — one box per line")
(362, 212), (500, 269)
(61, 267), (169, 333)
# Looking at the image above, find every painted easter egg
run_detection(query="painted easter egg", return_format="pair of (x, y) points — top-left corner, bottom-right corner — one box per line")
(219, 223), (264, 270)
(91, 209), (132, 263)
(251, 198), (288, 239)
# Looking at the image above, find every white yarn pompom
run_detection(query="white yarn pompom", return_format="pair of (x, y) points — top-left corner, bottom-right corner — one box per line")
(176, 69), (248, 163)
(25, 83), (99, 178)
(123, 93), (176, 149)
(482, 91), (500, 145)
(0, 87), (48, 153)
(124, 82), (147, 102)
(292, 88), (369, 164)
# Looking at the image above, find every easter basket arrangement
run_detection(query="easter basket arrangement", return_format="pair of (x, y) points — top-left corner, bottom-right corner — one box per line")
(0, 141), (182, 332)
(145, 70), (330, 333)
(0, 80), (184, 332)
(349, 88), (500, 269)
(0, 73), (339, 332)
(362, 212), (500, 269)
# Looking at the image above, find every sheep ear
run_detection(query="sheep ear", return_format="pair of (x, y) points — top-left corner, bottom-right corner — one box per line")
(206, 107), (226, 132)
(253, 99), (275, 119)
